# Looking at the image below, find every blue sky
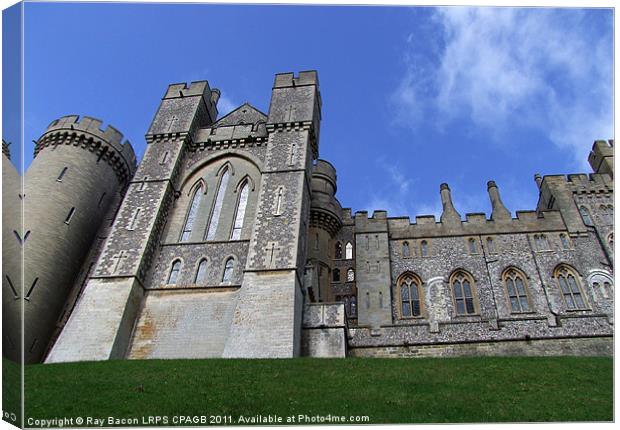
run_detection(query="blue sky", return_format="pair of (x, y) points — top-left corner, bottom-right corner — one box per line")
(8, 2), (614, 219)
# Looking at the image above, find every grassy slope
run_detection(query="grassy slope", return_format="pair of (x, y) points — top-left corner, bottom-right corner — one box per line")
(13, 356), (613, 424)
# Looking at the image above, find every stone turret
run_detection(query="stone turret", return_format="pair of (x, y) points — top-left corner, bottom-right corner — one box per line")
(588, 139), (614, 178)
(487, 180), (511, 221)
(439, 183), (461, 224)
(2, 140), (22, 362)
(23, 115), (136, 363)
(308, 159), (343, 301)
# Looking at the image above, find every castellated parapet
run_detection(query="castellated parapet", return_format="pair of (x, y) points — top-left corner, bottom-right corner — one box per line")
(22, 115), (136, 363)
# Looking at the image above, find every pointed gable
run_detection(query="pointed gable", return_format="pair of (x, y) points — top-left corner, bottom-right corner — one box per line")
(214, 103), (267, 127)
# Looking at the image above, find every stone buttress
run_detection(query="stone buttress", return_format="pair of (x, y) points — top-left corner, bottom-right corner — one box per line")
(223, 71), (322, 357)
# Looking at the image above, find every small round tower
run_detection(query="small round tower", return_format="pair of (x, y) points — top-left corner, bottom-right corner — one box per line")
(23, 115), (136, 363)
(2, 141), (23, 362)
(307, 159), (342, 302)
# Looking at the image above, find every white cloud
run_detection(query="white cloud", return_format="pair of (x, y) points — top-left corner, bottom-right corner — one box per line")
(216, 94), (238, 117)
(392, 8), (613, 168)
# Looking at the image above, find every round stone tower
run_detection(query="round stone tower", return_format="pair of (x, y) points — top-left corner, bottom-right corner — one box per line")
(23, 115), (136, 363)
(2, 141), (23, 362)
(307, 159), (342, 302)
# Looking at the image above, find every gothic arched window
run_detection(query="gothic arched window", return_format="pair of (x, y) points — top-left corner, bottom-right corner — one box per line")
(168, 260), (182, 285)
(503, 268), (531, 313)
(230, 180), (249, 240)
(450, 270), (477, 315)
(398, 273), (423, 318)
(181, 183), (204, 242)
(335, 242), (343, 259)
(402, 241), (410, 257)
(554, 265), (587, 310)
(222, 257), (235, 283)
(333, 268), (341, 282)
(579, 206), (593, 226)
(347, 268), (355, 282)
(206, 168), (230, 240)
(420, 240), (429, 257)
(345, 242), (353, 259)
(195, 259), (208, 284)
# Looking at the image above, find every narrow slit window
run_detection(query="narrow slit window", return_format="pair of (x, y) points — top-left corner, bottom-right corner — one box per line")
(167, 260), (182, 285)
(486, 237), (495, 253)
(160, 151), (169, 165)
(335, 242), (343, 259)
(195, 259), (208, 284)
(345, 242), (353, 259)
(579, 206), (593, 226)
(64, 207), (76, 224)
(333, 268), (341, 282)
(128, 208), (141, 230)
(402, 241), (410, 257)
(206, 169), (230, 240)
(57, 167), (68, 181)
(420, 240), (429, 257)
(230, 181), (249, 240)
(560, 233), (570, 249)
(26, 278), (38, 300)
(468, 238), (477, 254)
(274, 187), (284, 215)
(222, 258), (234, 283)
(181, 184), (204, 242)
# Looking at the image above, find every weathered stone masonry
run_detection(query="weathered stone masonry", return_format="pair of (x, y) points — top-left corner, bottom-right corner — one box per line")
(3, 70), (611, 363)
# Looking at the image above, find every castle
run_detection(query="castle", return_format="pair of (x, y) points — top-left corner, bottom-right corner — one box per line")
(2, 71), (614, 364)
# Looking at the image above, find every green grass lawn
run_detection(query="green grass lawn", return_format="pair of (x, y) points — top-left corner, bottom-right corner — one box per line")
(3, 356), (613, 426)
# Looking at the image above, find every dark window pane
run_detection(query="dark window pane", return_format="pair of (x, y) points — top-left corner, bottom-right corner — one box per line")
(510, 297), (520, 311)
(401, 286), (409, 301)
(519, 297), (529, 312)
(402, 302), (411, 317)
(465, 298), (475, 314)
(515, 278), (526, 295)
(559, 277), (570, 294)
(574, 293), (585, 309)
(564, 294), (576, 309)
(506, 279), (515, 296)
(456, 299), (465, 315)
(411, 284), (419, 299)
(463, 280), (472, 298)
(412, 300), (421, 316)
(454, 283), (463, 298)
(568, 276), (580, 294)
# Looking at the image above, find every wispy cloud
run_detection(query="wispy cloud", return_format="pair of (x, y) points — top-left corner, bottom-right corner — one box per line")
(392, 8), (613, 168)
(216, 94), (238, 117)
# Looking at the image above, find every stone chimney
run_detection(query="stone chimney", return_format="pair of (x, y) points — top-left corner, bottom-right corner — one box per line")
(440, 183), (461, 224)
(487, 181), (511, 221)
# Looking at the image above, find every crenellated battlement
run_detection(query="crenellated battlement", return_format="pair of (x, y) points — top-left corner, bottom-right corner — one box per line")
(2, 139), (10, 159)
(273, 70), (319, 88)
(540, 172), (613, 194)
(353, 207), (566, 238)
(34, 115), (137, 183)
